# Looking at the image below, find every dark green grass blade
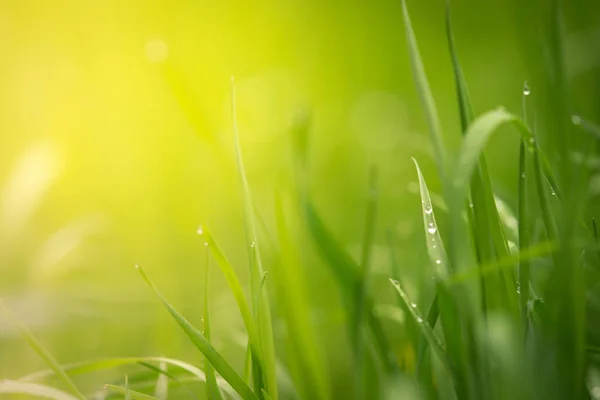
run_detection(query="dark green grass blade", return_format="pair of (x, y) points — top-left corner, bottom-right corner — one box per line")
(0, 302), (87, 400)
(0, 380), (79, 400)
(137, 265), (258, 400)
(104, 384), (160, 400)
(204, 248), (225, 400)
(230, 77), (277, 400)
(400, 0), (446, 176)
(518, 141), (531, 329)
(274, 194), (330, 400)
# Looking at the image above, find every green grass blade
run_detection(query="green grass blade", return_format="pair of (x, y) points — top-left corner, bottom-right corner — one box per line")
(0, 302), (87, 400)
(204, 248), (225, 400)
(125, 375), (132, 400)
(0, 381), (79, 400)
(137, 265), (258, 400)
(400, 0), (446, 176)
(230, 77), (277, 400)
(104, 384), (160, 400)
(389, 280), (454, 379)
(572, 114), (600, 140)
(274, 194), (330, 400)
(198, 227), (264, 365)
(261, 389), (273, 400)
(518, 141), (531, 329)
(152, 362), (168, 400)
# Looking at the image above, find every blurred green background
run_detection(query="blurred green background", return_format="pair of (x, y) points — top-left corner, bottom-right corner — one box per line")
(1, 0), (599, 396)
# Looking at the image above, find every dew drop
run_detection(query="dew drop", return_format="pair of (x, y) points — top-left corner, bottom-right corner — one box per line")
(390, 279), (399, 285)
(516, 284), (521, 295)
(572, 115), (582, 126)
(432, 244), (437, 249)
(435, 259), (442, 265)
(410, 302), (417, 308)
(523, 81), (531, 96)
(468, 203), (474, 209)
(251, 241), (256, 248)
(551, 190), (556, 196)
(204, 242), (209, 247)
(134, 264), (140, 269)
(521, 172), (526, 179)
(428, 226), (437, 234)
(416, 317), (424, 323)
(424, 205), (433, 214)
(197, 226), (204, 235)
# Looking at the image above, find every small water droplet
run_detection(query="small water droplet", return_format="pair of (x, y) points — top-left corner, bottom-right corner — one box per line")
(432, 244), (437, 249)
(390, 279), (399, 285)
(468, 203), (474, 209)
(572, 115), (582, 126)
(521, 172), (526, 179)
(424, 205), (433, 214)
(204, 242), (209, 247)
(134, 264), (140, 269)
(435, 259), (442, 265)
(197, 226), (204, 235)
(428, 226), (437, 234)
(523, 81), (531, 96)
(516, 284), (521, 295)
(416, 317), (424, 323)
(251, 241), (256, 248)
(551, 190), (556, 196)
(410, 302), (417, 308)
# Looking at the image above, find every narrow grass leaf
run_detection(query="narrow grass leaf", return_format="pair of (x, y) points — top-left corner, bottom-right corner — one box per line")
(230, 77), (277, 400)
(104, 384), (160, 400)
(0, 381), (79, 400)
(573, 114), (600, 140)
(204, 248), (225, 400)
(518, 141), (531, 328)
(0, 302), (87, 400)
(152, 361), (169, 400)
(400, 0), (446, 176)
(137, 265), (258, 400)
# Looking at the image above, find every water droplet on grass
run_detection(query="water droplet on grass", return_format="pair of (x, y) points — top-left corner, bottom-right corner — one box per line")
(424, 205), (433, 214)
(410, 302), (417, 308)
(523, 81), (531, 96)
(204, 242), (209, 247)
(435, 259), (441, 265)
(197, 226), (204, 235)
(416, 317), (423, 323)
(572, 115), (582, 125)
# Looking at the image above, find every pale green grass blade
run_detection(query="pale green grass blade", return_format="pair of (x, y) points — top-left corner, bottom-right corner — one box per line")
(152, 362), (169, 400)
(0, 302), (87, 400)
(105, 384), (160, 400)
(400, 0), (446, 176)
(198, 227), (264, 366)
(125, 375), (132, 400)
(230, 77), (277, 400)
(389, 280), (454, 379)
(518, 141), (531, 329)
(274, 194), (330, 400)
(261, 389), (273, 400)
(572, 114), (600, 140)
(0, 381), (79, 400)
(137, 265), (258, 400)
(204, 248), (225, 400)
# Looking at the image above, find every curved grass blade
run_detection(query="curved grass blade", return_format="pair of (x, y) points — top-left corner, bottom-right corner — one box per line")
(389, 280), (454, 378)
(400, 0), (446, 176)
(0, 302), (87, 400)
(230, 77), (277, 400)
(204, 248), (225, 400)
(104, 384), (160, 400)
(0, 381), (79, 400)
(137, 265), (258, 400)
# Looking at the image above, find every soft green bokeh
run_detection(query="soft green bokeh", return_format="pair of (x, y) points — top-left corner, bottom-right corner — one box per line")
(1, 0), (599, 397)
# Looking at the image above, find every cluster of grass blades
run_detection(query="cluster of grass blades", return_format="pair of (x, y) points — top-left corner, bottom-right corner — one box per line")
(3, 0), (600, 399)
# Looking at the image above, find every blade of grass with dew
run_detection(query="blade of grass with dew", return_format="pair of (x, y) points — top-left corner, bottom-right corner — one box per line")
(204, 246), (225, 400)
(400, 0), (446, 177)
(0, 302), (87, 400)
(389, 280), (454, 381)
(518, 140), (531, 329)
(0, 380), (80, 400)
(137, 265), (258, 400)
(572, 114), (600, 140)
(274, 193), (330, 400)
(354, 165), (379, 400)
(199, 227), (265, 369)
(230, 76), (277, 400)
(104, 384), (160, 400)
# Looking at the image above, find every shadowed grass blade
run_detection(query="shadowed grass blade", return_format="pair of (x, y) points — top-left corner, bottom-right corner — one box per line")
(230, 77), (277, 400)
(137, 265), (258, 400)
(204, 248), (225, 400)
(400, 0), (446, 176)
(0, 381), (79, 400)
(105, 384), (160, 400)
(0, 302), (87, 400)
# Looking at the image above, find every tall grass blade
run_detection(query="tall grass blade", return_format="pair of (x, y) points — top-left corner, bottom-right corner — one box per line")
(0, 381), (79, 400)
(137, 265), (258, 400)
(0, 302), (87, 400)
(518, 141), (531, 329)
(230, 77), (277, 400)
(400, 0), (446, 176)
(204, 247), (225, 400)
(572, 115), (600, 140)
(152, 362), (169, 400)
(274, 194), (330, 400)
